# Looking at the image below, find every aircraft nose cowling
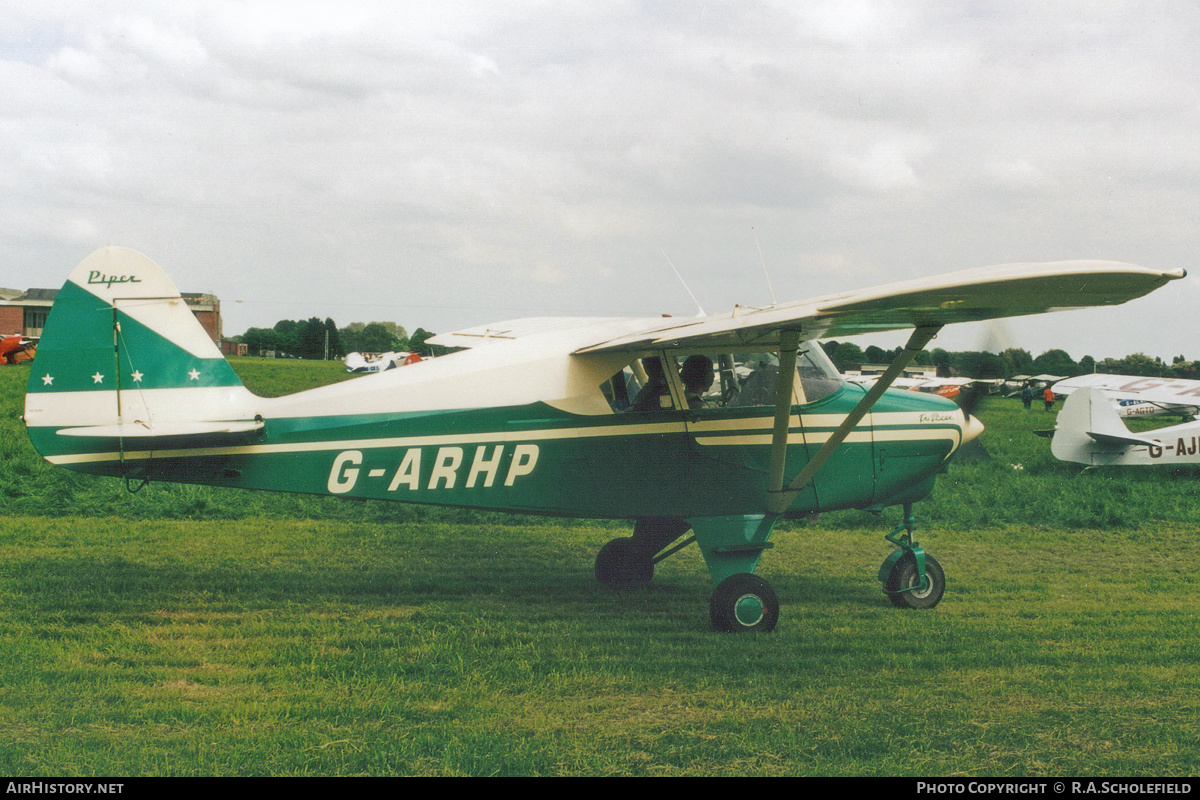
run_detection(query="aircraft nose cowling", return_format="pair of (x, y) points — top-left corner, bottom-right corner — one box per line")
(961, 413), (985, 445)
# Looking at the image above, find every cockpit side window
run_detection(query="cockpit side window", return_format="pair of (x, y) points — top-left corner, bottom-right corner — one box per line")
(670, 351), (789, 409)
(679, 345), (842, 409)
(600, 355), (675, 412)
(598, 343), (843, 413)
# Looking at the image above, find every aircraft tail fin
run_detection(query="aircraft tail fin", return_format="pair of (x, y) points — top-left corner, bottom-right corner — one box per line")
(1050, 387), (1157, 464)
(24, 247), (260, 466)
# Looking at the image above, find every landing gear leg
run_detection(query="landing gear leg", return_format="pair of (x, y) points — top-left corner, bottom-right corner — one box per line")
(878, 503), (945, 609)
(595, 515), (783, 632)
(690, 514), (780, 632)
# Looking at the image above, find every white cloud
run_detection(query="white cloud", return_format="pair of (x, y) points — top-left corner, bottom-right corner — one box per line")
(1, 1), (1198, 361)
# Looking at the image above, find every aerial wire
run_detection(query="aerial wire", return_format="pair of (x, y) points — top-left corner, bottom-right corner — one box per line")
(661, 249), (707, 317)
(752, 227), (777, 305)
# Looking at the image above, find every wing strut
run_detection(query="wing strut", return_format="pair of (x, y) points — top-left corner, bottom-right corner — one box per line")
(766, 324), (943, 515)
(767, 329), (801, 499)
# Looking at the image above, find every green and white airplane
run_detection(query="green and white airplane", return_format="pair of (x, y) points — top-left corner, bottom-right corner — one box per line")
(23, 247), (1184, 631)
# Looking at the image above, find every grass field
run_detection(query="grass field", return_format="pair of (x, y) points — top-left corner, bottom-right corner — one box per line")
(1, 360), (1198, 775)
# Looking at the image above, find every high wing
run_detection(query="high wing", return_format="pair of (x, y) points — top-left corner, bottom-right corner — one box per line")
(572, 260), (1184, 354)
(429, 316), (661, 350)
(1052, 373), (1200, 407)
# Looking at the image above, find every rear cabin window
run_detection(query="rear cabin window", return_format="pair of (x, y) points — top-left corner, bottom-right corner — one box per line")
(600, 356), (672, 412)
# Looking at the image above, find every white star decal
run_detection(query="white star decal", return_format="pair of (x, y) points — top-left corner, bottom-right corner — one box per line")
(42, 374), (53, 386)
(92, 372), (104, 384)
(131, 371), (143, 383)
(188, 369), (201, 381)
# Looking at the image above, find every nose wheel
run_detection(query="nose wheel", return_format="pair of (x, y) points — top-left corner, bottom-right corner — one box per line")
(878, 503), (945, 609)
(883, 552), (945, 609)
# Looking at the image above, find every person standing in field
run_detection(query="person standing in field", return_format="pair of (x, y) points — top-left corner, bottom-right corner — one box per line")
(1044, 385), (1055, 411)
(1021, 384), (1033, 412)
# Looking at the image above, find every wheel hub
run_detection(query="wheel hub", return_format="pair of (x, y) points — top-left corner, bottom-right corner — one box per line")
(905, 573), (933, 599)
(733, 593), (765, 627)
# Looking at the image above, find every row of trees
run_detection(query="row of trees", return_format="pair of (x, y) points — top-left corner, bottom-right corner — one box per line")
(237, 318), (437, 359)
(821, 341), (1199, 381)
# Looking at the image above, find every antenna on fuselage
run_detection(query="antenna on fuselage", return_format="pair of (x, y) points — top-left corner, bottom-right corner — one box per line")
(751, 227), (778, 306)
(661, 249), (707, 317)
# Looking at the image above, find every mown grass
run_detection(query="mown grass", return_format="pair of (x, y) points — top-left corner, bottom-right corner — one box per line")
(1, 517), (1197, 776)
(1, 360), (1199, 775)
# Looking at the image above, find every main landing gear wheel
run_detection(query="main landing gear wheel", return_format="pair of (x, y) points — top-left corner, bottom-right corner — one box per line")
(884, 553), (945, 609)
(709, 573), (779, 632)
(595, 537), (654, 589)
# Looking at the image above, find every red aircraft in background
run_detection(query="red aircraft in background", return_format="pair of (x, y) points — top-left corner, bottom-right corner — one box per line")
(0, 334), (36, 365)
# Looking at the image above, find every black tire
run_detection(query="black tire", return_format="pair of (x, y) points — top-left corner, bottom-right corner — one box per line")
(885, 553), (945, 609)
(594, 537), (654, 589)
(709, 573), (779, 632)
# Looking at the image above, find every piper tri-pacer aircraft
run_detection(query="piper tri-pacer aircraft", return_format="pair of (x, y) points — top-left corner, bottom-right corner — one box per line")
(23, 248), (1184, 631)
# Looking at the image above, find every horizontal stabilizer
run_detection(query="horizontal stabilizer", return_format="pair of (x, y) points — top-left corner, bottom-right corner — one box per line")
(1051, 386), (1157, 464)
(1086, 430), (1160, 447)
(56, 420), (264, 439)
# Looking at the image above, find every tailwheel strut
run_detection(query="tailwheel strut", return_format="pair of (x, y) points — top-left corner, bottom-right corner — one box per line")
(877, 502), (945, 609)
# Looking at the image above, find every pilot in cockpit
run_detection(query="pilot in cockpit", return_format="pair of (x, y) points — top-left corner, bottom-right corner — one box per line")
(680, 355), (715, 409)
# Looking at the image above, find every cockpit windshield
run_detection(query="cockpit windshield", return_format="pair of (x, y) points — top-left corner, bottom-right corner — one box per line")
(796, 341), (842, 404)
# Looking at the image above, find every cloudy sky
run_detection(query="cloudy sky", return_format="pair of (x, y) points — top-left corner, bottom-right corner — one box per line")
(3, 0), (1199, 361)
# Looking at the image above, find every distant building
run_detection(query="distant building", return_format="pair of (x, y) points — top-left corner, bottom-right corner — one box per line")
(0, 288), (221, 343)
(220, 339), (248, 357)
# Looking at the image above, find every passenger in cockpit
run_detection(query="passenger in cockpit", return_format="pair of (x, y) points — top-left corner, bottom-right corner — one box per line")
(627, 357), (671, 412)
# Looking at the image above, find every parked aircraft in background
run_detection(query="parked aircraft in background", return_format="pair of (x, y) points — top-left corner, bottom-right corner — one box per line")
(1051, 386), (1200, 466)
(23, 248), (1183, 631)
(1050, 373), (1200, 419)
(1, 333), (36, 365)
(344, 351), (422, 373)
(1003, 374), (1065, 396)
(844, 374), (985, 400)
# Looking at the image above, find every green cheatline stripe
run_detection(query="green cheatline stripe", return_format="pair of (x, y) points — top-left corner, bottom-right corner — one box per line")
(29, 413), (951, 465)
(27, 381), (964, 458)
(26, 280), (242, 394)
(27, 411), (691, 461)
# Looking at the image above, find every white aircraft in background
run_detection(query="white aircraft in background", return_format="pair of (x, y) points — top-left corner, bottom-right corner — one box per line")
(1051, 373), (1200, 419)
(344, 351), (423, 373)
(1051, 386), (1200, 466)
(845, 374), (980, 399)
